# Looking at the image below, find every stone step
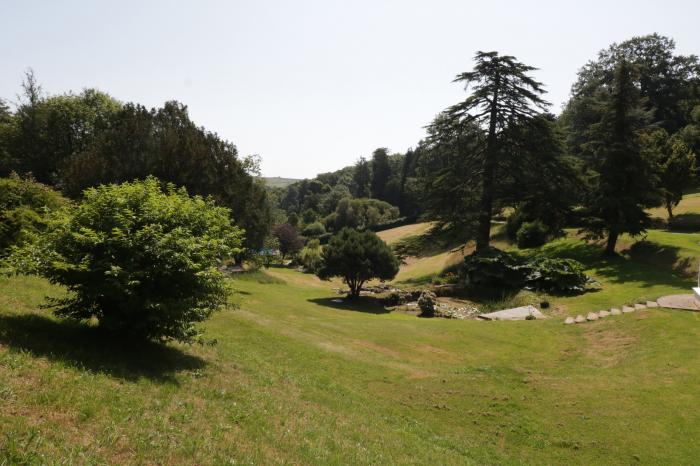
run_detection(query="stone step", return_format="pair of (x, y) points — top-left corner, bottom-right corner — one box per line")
(574, 315), (586, 323)
(598, 310), (611, 318)
(634, 303), (647, 310)
(622, 305), (636, 313)
(564, 316), (575, 325)
(610, 308), (622, 315)
(646, 301), (659, 308)
(586, 312), (599, 321)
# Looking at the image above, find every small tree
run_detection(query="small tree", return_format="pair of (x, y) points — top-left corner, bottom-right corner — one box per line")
(24, 177), (242, 342)
(272, 223), (303, 259)
(317, 228), (399, 298)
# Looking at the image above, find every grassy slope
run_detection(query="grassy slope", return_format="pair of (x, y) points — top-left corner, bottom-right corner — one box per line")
(2, 269), (700, 464)
(4, 197), (700, 464)
(261, 177), (301, 189)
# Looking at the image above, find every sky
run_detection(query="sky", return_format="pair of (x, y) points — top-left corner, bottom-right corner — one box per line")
(2, 1), (699, 179)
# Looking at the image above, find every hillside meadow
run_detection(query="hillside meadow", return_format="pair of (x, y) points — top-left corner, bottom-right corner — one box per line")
(2, 221), (700, 464)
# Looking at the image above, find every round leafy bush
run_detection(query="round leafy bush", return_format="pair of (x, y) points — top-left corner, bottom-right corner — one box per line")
(462, 248), (529, 289)
(516, 221), (548, 248)
(31, 177), (243, 342)
(317, 228), (399, 298)
(298, 239), (323, 273)
(302, 221), (326, 238)
(525, 257), (589, 293)
(0, 174), (66, 253)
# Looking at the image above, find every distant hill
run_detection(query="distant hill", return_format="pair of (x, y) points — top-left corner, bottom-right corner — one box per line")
(261, 177), (302, 188)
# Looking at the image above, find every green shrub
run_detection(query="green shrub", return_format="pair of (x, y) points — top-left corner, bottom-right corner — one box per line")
(516, 221), (548, 248)
(0, 174), (67, 253)
(506, 209), (525, 241)
(299, 239), (323, 273)
(317, 228), (399, 298)
(462, 248), (529, 289)
(24, 177), (243, 342)
(418, 290), (437, 317)
(525, 257), (589, 293)
(461, 248), (588, 294)
(302, 221), (326, 238)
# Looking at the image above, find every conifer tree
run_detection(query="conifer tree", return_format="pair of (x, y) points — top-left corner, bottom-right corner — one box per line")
(430, 51), (549, 251)
(582, 60), (660, 255)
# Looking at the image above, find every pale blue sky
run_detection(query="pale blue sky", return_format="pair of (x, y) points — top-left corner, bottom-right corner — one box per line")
(2, 0), (699, 178)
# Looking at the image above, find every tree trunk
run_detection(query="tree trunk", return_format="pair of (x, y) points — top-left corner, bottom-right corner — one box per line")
(604, 230), (619, 256)
(475, 72), (500, 253)
(666, 203), (674, 222)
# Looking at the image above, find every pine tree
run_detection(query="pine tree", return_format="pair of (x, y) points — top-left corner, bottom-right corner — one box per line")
(429, 51), (549, 251)
(582, 60), (661, 255)
(370, 147), (391, 200)
(352, 156), (371, 198)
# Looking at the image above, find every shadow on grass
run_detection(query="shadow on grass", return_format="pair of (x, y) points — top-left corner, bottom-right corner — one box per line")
(668, 213), (700, 232)
(625, 241), (697, 277)
(308, 297), (391, 314)
(0, 313), (206, 384)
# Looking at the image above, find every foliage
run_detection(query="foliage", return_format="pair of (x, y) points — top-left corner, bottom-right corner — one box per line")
(461, 247), (588, 294)
(324, 197), (400, 231)
(370, 148), (391, 200)
(0, 174), (67, 253)
(317, 228), (399, 298)
(352, 157), (372, 198)
(427, 51), (549, 251)
(563, 33), (700, 151)
(516, 220), (548, 248)
(579, 60), (661, 255)
(525, 257), (589, 293)
(642, 129), (697, 220)
(3, 70), (122, 184)
(272, 223), (304, 259)
(462, 248), (529, 289)
(417, 290), (437, 317)
(298, 239), (323, 273)
(302, 221), (326, 238)
(16, 177), (242, 342)
(0, 73), (271, 250)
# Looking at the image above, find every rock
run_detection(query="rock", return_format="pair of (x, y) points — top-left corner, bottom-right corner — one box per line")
(586, 312), (599, 321)
(598, 310), (610, 318)
(477, 305), (545, 321)
(657, 294), (700, 310)
(564, 316), (575, 325)
(610, 308), (622, 315)
(622, 305), (635, 313)
(634, 303), (647, 310)
(646, 301), (659, 308)
(574, 315), (586, 323)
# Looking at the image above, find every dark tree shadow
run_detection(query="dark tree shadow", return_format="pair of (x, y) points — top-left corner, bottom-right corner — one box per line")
(0, 313), (206, 384)
(308, 296), (391, 314)
(668, 213), (700, 232)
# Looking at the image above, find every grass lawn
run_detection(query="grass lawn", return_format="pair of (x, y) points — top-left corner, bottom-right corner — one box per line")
(2, 252), (700, 464)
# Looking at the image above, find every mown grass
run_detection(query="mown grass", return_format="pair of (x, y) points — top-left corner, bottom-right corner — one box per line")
(2, 259), (700, 464)
(3, 213), (700, 463)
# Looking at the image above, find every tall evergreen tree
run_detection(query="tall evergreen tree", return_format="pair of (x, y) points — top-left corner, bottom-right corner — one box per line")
(370, 147), (391, 200)
(352, 156), (371, 198)
(582, 60), (660, 255)
(430, 51), (549, 251)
